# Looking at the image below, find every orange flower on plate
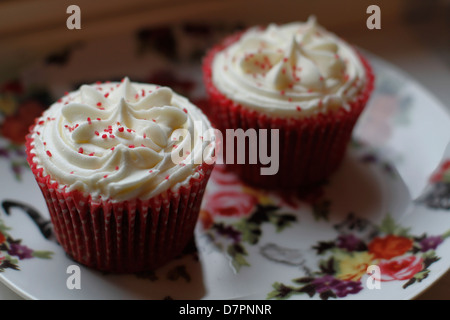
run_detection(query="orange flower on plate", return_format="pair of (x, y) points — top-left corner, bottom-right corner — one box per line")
(0, 100), (45, 145)
(199, 209), (214, 230)
(368, 235), (413, 260)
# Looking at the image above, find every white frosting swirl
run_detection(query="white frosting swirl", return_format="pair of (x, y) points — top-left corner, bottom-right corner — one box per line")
(30, 78), (216, 201)
(212, 16), (367, 117)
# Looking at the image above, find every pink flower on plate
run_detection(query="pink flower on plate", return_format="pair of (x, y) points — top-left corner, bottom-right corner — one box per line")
(205, 190), (257, 218)
(210, 164), (241, 186)
(376, 255), (424, 282)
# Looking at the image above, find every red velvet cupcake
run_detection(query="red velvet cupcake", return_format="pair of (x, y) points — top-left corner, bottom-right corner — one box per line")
(203, 17), (375, 190)
(26, 78), (216, 272)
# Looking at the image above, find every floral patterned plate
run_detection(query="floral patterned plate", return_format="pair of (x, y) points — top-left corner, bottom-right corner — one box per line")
(0, 24), (449, 299)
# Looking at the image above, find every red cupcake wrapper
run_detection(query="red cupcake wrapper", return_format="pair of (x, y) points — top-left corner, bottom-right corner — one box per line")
(25, 129), (214, 273)
(202, 32), (375, 190)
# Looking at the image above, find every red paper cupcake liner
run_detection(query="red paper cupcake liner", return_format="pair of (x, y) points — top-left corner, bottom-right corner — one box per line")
(202, 32), (375, 190)
(25, 128), (214, 273)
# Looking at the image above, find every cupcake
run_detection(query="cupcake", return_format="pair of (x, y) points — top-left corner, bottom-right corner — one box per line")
(203, 16), (375, 190)
(25, 77), (217, 272)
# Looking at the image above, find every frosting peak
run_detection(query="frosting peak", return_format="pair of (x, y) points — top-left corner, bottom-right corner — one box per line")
(212, 17), (367, 117)
(30, 78), (215, 201)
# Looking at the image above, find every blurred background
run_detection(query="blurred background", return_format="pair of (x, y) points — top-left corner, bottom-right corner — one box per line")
(0, 0), (449, 104)
(0, 0), (449, 300)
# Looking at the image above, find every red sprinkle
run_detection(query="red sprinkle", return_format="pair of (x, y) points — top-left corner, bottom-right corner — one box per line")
(46, 150), (52, 157)
(78, 147), (83, 153)
(38, 120), (45, 125)
(97, 102), (102, 107)
(129, 145), (135, 148)
(118, 127), (124, 132)
(102, 134), (107, 139)
(104, 93), (109, 98)
(95, 131), (99, 136)
(103, 175), (108, 179)
(296, 106), (302, 111)
(183, 108), (188, 113)
(115, 166), (119, 171)
(87, 117), (92, 124)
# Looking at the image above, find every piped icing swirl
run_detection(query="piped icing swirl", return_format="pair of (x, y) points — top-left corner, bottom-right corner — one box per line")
(29, 78), (215, 201)
(212, 16), (367, 117)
